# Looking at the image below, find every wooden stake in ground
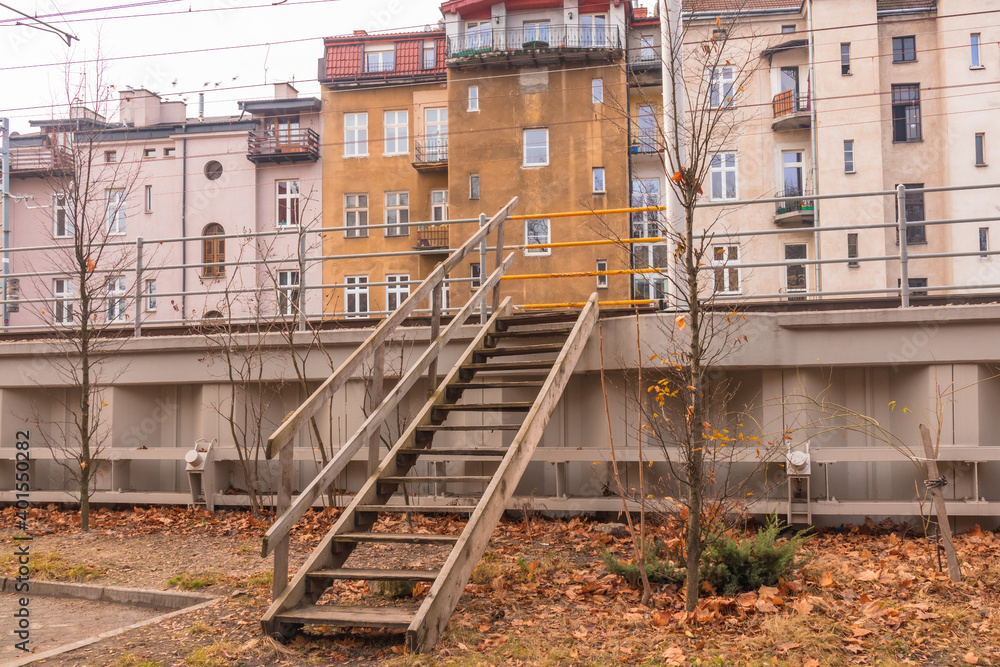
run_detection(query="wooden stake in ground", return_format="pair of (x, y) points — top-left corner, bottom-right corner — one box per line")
(918, 423), (961, 583)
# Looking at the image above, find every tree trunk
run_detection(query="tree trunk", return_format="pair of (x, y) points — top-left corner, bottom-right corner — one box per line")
(683, 205), (705, 612)
(918, 424), (961, 582)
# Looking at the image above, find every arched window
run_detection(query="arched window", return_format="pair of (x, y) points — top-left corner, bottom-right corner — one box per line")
(202, 223), (225, 277)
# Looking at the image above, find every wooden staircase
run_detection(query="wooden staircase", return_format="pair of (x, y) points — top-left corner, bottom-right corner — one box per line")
(261, 298), (597, 651)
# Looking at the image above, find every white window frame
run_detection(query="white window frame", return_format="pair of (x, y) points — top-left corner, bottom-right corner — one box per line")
(344, 112), (368, 157)
(425, 107), (448, 161)
(278, 270), (300, 316)
(385, 274), (410, 312)
(581, 14), (606, 47)
(709, 152), (738, 201)
(844, 140), (855, 173)
(841, 43), (851, 75)
(636, 105), (657, 151)
(144, 184), (153, 213)
(431, 189), (448, 221)
(106, 188), (126, 235)
(469, 173), (480, 199)
(144, 279), (157, 311)
(468, 86), (479, 112)
(523, 128), (549, 167)
(640, 35), (655, 62)
(976, 133), (986, 166)
(709, 67), (736, 108)
(423, 45), (436, 69)
(593, 167), (605, 194)
(785, 243), (808, 298)
(53, 278), (73, 324)
(596, 259), (608, 289)
(384, 191), (410, 237)
(345, 275), (368, 318)
(711, 245), (741, 294)
(524, 219), (551, 256)
(276, 180), (300, 227)
(107, 276), (127, 323)
(467, 21), (491, 49)
(631, 178), (661, 237)
(592, 79), (603, 104)
(105, 150), (117, 163)
(971, 33), (982, 68)
(54, 193), (72, 238)
(345, 193), (368, 238)
(142, 148), (156, 159)
(383, 110), (408, 156)
(163, 147), (175, 157)
(365, 48), (395, 73)
(524, 20), (550, 44)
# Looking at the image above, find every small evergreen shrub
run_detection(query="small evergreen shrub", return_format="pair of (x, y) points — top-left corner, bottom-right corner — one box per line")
(601, 539), (685, 588)
(700, 515), (811, 596)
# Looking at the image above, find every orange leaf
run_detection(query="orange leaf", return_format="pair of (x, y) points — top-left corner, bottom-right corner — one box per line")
(964, 651), (979, 665)
(652, 610), (670, 627)
(675, 315), (686, 330)
(805, 660), (820, 667)
(819, 571), (835, 587)
(791, 599), (813, 616)
(852, 627), (874, 638)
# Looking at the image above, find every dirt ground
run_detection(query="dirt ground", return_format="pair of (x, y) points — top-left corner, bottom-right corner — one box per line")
(1, 506), (998, 667)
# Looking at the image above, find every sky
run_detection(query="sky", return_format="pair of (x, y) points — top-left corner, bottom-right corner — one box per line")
(0, 0), (448, 133)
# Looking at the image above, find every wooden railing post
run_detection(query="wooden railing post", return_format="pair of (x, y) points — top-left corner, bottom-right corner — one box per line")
(491, 217), (505, 315)
(429, 282), (442, 393)
(272, 433), (293, 600)
(368, 343), (385, 476)
(479, 213), (488, 324)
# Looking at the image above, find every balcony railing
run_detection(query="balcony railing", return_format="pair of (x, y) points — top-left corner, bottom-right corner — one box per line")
(775, 187), (815, 222)
(414, 138), (448, 164)
(363, 61), (396, 73)
(10, 145), (72, 174)
(448, 25), (622, 58)
(247, 128), (320, 164)
(629, 48), (661, 67)
(415, 224), (449, 250)
(772, 89), (810, 118)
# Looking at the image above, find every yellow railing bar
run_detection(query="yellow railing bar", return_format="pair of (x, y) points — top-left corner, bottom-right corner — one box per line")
(502, 267), (667, 281)
(523, 236), (666, 250)
(507, 205), (666, 220)
(522, 299), (655, 309)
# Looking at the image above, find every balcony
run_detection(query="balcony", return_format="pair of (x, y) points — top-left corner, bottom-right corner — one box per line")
(774, 188), (815, 227)
(415, 225), (449, 251)
(10, 145), (72, 177)
(447, 25), (622, 67)
(771, 90), (811, 131)
(247, 128), (319, 164)
(412, 138), (448, 171)
(629, 47), (661, 69)
(630, 135), (662, 154)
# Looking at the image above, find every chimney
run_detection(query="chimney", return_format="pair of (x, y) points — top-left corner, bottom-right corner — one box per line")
(273, 82), (299, 99)
(198, 93), (205, 121)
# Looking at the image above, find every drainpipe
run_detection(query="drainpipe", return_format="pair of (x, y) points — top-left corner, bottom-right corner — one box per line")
(181, 136), (188, 320)
(807, 0), (821, 295)
(1, 119), (9, 331)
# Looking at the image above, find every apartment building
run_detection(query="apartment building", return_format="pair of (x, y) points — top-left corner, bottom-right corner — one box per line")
(319, 0), (633, 318)
(4, 84), (323, 330)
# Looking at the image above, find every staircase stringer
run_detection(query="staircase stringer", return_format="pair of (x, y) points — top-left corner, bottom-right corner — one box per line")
(261, 298), (514, 635)
(405, 293), (600, 653)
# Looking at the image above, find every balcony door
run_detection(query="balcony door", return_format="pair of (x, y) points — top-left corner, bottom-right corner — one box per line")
(782, 151), (804, 200)
(425, 108), (448, 161)
(266, 116), (300, 152)
(581, 14), (606, 47)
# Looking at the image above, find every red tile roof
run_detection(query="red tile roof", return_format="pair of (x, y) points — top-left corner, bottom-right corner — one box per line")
(323, 36), (447, 83)
(682, 0), (802, 12)
(876, 0), (936, 11)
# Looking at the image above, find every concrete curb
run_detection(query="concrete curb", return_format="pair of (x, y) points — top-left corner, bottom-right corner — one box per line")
(0, 577), (213, 609)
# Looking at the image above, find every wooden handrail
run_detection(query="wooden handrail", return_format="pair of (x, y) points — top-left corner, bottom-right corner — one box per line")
(261, 257), (517, 556)
(264, 197), (518, 460)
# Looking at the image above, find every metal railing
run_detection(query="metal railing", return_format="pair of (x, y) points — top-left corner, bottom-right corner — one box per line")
(10, 145), (73, 173)
(448, 25), (622, 57)
(414, 138), (448, 163)
(247, 128), (320, 161)
(416, 224), (449, 249)
(775, 187), (815, 215)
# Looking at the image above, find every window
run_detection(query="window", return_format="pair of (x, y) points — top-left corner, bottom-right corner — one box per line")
(596, 259), (608, 289)
(142, 148), (156, 158)
(470, 263), (481, 289)
(144, 279), (157, 311)
(897, 183), (926, 245)
(467, 21), (491, 49)
(202, 223), (225, 278)
(592, 79), (603, 104)
(709, 67), (735, 108)
(383, 110), (408, 155)
(54, 193), (72, 237)
(593, 168), (605, 194)
(640, 36), (655, 61)
(107, 277), (127, 322)
(345, 276), (368, 317)
(631, 179), (661, 237)
(431, 190), (448, 221)
(976, 133), (986, 165)
(385, 274), (410, 312)
(848, 233), (859, 268)
(344, 113), (368, 157)
(144, 185), (153, 212)
(899, 277), (928, 296)
(891, 84), (921, 142)
(523, 128), (549, 166)
(980, 227), (989, 257)
(278, 270), (300, 316)
(106, 189), (126, 234)
(781, 25), (796, 34)
(468, 86), (479, 112)
(105, 150), (117, 163)
(469, 173), (480, 200)
(266, 116), (300, 148)
(53, 279), (73, 324)
(636, 105), (656, 151)
(709, 152), (737, 200)
(971, 33), (982, 68)
(712, 245), (740, 294)
(424, 45), (436, 69)
(204, 160), (223, 180)
(712, 29), (727, 41)
(785, 244), (807, 300)
(841, 43), (851, 75)
(844, 140), (855, 173)
(524, 20), (550, 44)
(892, 35), (916, 62)
(632, 245), (669, 301)
(163, 147), (175, 157)
(365, 48), (395, 72)
(384, 191), (409, 236)
(345, 194), (368, 238)
(524, 219), (550, 255)
(276, 180), (300, 226)
(425, 108), (448, 161)
(581, 14), (606, 47)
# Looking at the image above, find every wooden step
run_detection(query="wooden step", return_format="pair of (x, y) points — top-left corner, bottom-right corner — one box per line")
(498, 312), (579, 328)
(398, 446), (509, 459)
(447, 381), (546, 391)
(435, 402), (533, 412)
(275, 604), (414, 630)
(475, 343), (566, 357)
(356, 504), (479, 514)
(416, 424), (521, 432)
(380, 476), (493, 484)
(307, 568), (439, 582)
(488, 327), (573, 339)
(332, 533), (460, 545)
(460, 360), (555, 373)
